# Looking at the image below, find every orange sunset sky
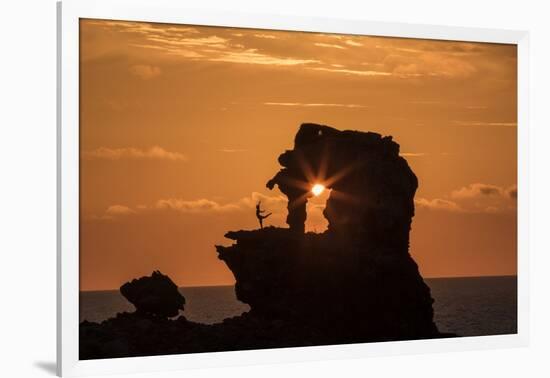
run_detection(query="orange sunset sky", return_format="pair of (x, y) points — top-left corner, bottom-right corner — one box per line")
(79, 19), (517, 291)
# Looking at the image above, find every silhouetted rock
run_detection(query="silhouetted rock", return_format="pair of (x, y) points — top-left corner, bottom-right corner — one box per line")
(120, 271), (185, 318)
(80, 124), (452, 360)
(217, 227), (439, 340)
(218, 123), (438, 339)
(266, 123), (416, 238)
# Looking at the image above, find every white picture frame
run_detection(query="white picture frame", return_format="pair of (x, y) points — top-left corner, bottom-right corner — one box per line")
(57, 0), (530, 376)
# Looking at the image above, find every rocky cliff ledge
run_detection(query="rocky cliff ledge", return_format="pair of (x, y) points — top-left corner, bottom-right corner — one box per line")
(217, 227), (438, 341)
(80, 123), (451, 360)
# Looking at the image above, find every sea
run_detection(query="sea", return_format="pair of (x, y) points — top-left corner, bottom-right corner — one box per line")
(80, 276), (517, 337)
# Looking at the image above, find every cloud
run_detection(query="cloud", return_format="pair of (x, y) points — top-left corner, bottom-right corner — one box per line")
(130, 43), (204, 58)
(400, 152), (426, 157)
(85, 20), (200, 36)
(417, 183), (517, 214)
(156, 192), (286, 215)
(345, 40), (363, 47)
(314, 42), (346, 50)
(219, 149), (247, 153)
(82, 19), (515, 84)
(415, 198), (463, 212)
(253, 34), (278, 39)
(146, 35), (229, 49)
(406, 102), (490, 110)
(155, 198), (240, 213)
(380, 45), (424, 54)
(451, 183), (513, 199)
(237, 192), (287, 211)
(453, 121), (517, 127)
(308, 67), (392, 77)
(86, 204), (136, 220)
(92, 192), (287, 220)
(209, 49), (320, 66)
(83, 146), (188, 161)
(105, 205), (136, 216)
(87, 21), (314, 68)
(263, 102), (368, 109)
(387, 50), (478, 78)
(129, 64), (162, 79)
(90, 180), (517, 222)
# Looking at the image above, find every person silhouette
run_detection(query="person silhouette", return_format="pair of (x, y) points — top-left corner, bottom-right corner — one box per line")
(255, 200), (272, 229)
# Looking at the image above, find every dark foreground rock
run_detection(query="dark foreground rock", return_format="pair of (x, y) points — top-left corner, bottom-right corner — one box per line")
(80, 310), (349, 360)
(80, 309), (455, 360)
(80, 124), (454, 360)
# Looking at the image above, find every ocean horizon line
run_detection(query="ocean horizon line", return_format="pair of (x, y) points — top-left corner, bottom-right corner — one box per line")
(80, 274), (517, 293)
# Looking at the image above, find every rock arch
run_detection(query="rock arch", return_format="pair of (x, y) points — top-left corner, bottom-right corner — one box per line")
(266, 123), (417, 247)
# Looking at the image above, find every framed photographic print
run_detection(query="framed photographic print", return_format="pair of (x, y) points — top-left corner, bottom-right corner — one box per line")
(57, 0), (529, 376)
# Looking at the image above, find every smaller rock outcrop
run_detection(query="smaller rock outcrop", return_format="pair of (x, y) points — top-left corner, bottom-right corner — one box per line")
(120, 271), (185, 318)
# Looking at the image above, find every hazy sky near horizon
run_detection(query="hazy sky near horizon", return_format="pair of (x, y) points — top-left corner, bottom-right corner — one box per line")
(79, 19), (517, 291)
